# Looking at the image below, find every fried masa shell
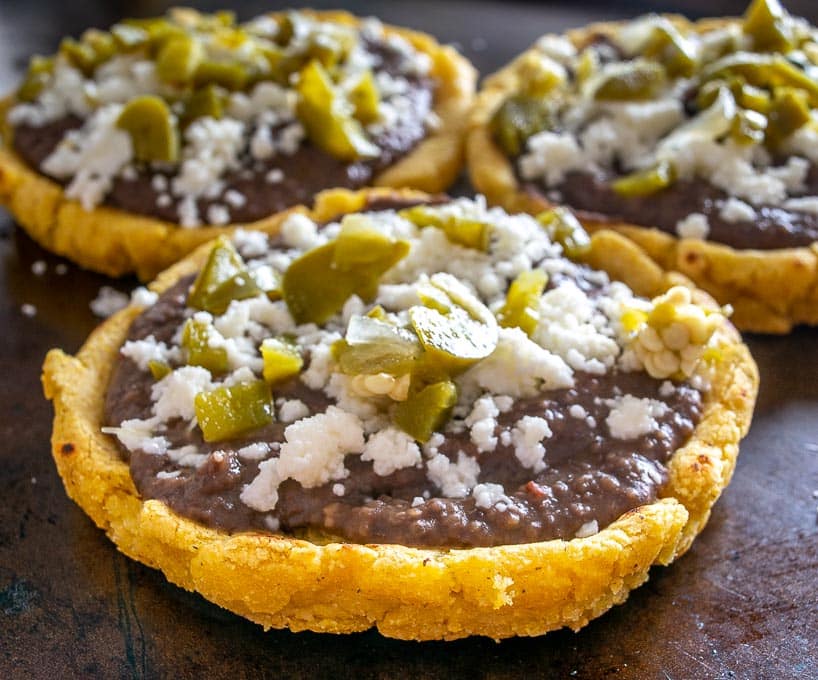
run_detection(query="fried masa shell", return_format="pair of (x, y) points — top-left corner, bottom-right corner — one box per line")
(42, 188), (758, 641)
(467, 16), (818, 334)
(0, 11), (476, 281)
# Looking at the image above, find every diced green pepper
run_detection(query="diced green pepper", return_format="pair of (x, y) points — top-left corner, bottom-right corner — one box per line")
(194, 60), (251, 90)
(148, 360), (172, 380)
(702, 52), (818, 106)
(82, 29), (117, 66)
(489, 94), (554, 156)
(59, 37), (97, 74)
(393, 380), (458, 443)
(409, 295), (497, 378)
(187, 237), (263, 315)
(348, 70), (380, 123)
(261, 338), (303, 383)
(194, 380), (274, 442)
(116, 95), (179, 163)
(575, 48), (599, 84)
(642, 24), (697, 77)
(16, 56), (54, 103)
(536, 207), (592, 259)
(400, 206), (491, 251)
(593, 60), (666, 101)
(182, 84), (226, 126)
(497, 269), (548, 337)
(611, 161), (676, 198)
(282, 230), (409, 325)
(296, 60), (379, 161)
(335, 315), (421, 376)
(181, 318), (229, 373)
(156, 35), (204, 84)
(765, 87), (811, 147)
(744, 0), (793, 52)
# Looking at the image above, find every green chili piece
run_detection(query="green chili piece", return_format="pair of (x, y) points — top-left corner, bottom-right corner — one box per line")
(116, 95), (180, 163)
(261, 338), (303, 383)
(335, 315), (421, 376)
(489, 94), (554, 156)
(765, 87), (811, 147)
(148, 360), (172, 380)
(536, 207), (592, 258)
(181, 318), (229, 374)
(348, 70), (380, 124)
(399, 206), (491, 251)
(282, 234), (410, 325)
(743, 0), (793, 52)
(296, 59), (379, 160)
(16, 56), (54, 103)
(611, 161), (676, 198)
(497, 269), (548, 337)
(393, 380), (458, 443)
(643, 24), (697, 77)
(594, 60), (666, 101)
(194, 380), (274, 442)
(187, 237), (262, 314)
(156, 35), (204, 84)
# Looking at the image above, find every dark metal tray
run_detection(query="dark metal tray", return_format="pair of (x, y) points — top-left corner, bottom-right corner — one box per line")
(1, 2), (815, 677)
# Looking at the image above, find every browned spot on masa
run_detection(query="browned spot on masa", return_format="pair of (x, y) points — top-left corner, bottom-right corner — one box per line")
(60, 442), (75, 455)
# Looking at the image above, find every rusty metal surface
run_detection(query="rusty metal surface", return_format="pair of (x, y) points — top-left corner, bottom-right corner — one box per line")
(0, 2), (816, 678)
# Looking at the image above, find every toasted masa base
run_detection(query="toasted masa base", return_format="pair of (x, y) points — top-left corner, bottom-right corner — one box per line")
(467, 16), (818, 334)
(0, 10), (476, 281)
(42, 188), (758, 640)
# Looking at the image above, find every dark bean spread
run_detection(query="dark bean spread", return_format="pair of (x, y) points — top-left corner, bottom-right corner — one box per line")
(520, 167), (818, 250)
(104, 269), (703, 549)
(12, 39), (434, 224)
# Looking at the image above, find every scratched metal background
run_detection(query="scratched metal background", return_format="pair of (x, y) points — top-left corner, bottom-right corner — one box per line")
(0, 2), (816, 678)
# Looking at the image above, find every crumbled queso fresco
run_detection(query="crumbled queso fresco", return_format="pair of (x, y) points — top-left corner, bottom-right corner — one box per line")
(102, 197), (717, 547)
(9, 10), (435, 227)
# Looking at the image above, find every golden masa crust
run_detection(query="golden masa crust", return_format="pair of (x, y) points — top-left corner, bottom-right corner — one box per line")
(467, 16), (818, 334)
(42, 188), (758, 640)
(0, 11), (476, 281)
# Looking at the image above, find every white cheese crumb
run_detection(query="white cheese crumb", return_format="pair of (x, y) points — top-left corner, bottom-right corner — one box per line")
(361, 427), (421, 476)
(568, 404), (587, 419)
(130, 286), (158, 307)
(21, 303), (37, 317)
(224, 189), (247, 208)
(719, 198), (757, 223)
(90, 286), (129, 318)
(241, 406), (364, 511)
(120, 335), (179, 371)
(518, 131), (586, 186)
(207, 204), (230, 226)
(472, 482), (511, 509)
(265, 168), (284, 183)
(280, 213), (319, 250)
(278, 399), (310, 424)
(31, 260), (47, 276)
(152, 366), (214, 423)
(156, 470), (181, 480)
(236, 442), (271, 461)
(55, 264), (68, 275)
(676, 212), (710, 240)
(426, 451), (480, 498)
(575, 520), (599, 538)
(460, 327), (573, 399)
(332, 483), (346, 496)
(783, 196), (818, 215)
(605, 394), (668, 440)
(232, 229), (269, 257)
(511, 416), (552, 472)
